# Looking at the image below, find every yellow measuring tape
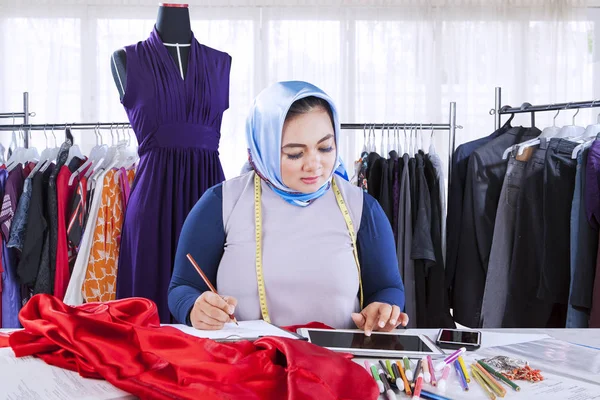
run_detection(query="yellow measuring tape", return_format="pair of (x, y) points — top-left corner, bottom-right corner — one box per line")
(254, 173), (364, 323)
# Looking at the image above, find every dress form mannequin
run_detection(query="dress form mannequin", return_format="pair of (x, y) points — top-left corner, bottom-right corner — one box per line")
(111, 4), (192, 100)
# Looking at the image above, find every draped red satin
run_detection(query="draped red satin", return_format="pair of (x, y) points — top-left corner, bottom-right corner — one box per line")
(0, 295), (378, 400)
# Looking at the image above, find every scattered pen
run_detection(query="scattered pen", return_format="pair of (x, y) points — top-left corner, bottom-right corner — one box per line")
(454, 359), (469, 391)
(421, 356), (431, 384)
(385, 359), (396, 382)
(397, 361), (412, 396)
(404, 356), (414, 381)
(186, 253), (238, 326)
(392, 362), (403, 391)
(420, 389), (453, 400)
(378, 367), (396, 400)
(427, 355), (437, 386)
(368, 362), (384, 393)
(379, 360), (393, 382)
(437, 365), (451, 392)
(434, 347), (466, 371)
(412, 365), (424, 399)
(412, 359), (423, 389)
(458, 355), (471, 383)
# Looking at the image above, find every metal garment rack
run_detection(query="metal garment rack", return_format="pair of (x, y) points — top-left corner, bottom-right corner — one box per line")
(0, 92), (36, 148)
(491, 86), (600, 130)
(340, 102), (460, 187)
(0, 122), (131, 148)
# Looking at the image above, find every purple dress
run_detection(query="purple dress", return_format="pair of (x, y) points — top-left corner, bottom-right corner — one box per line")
(116, 28), (230, 322)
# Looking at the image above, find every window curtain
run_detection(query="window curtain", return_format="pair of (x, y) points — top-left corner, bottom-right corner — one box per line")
(0, 0), (593, 179)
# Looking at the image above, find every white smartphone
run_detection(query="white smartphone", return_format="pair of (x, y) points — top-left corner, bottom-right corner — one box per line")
(296, 328), (443, 358)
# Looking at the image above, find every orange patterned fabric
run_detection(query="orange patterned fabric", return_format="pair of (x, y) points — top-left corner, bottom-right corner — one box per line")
(82, 170), (124, 302)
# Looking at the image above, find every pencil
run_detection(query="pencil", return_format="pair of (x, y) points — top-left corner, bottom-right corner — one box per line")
(186, 253), (239, 325)
(473, 363), (506, 397)
(458, 356), (471, 383)
(477, 360), (520, 392)
(471, 366), (496, 400)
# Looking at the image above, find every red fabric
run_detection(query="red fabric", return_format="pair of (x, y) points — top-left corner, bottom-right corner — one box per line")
(23, 162), (36, 177)
(3, 295), (378, 400)
(54, 166), (80, 300)
(282, 321), (334, 333)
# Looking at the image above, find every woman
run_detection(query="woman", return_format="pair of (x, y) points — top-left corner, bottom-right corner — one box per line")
(168, 81), (408, 335)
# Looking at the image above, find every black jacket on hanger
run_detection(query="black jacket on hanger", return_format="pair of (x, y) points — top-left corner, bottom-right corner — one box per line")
(452, 126), (540, 328)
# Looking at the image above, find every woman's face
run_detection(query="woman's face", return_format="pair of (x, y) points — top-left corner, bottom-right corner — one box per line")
(281, 108), (336, 194)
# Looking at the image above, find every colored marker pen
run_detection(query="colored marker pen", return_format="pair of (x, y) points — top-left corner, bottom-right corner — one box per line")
(434, 347), (466, 371)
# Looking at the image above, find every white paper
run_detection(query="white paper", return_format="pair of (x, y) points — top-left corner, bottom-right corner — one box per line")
(0, 348), (135, 400)
(169, 320), (299, 340)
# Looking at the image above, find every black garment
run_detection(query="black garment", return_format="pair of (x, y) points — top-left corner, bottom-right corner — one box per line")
(423, 155), (455, 328)
(571, 148), (599, 310)
(44, 141), (72, 295)
(367, 153), (383, 201)
(17, 167), (52, 287)
(538, 139), (578, 305)
(503, 141), (553, 327)
(379, 158), (392, 223)
(411, 155), (433, 328)
(453, 126), (540, 328)
(445, 122), (512, 304)
(408, 157), (417, 229)
(411, 154), (437, 327)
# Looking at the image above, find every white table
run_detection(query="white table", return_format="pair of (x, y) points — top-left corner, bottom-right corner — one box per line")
(1, 327), (599, 400)
(358, 329), (600, 400)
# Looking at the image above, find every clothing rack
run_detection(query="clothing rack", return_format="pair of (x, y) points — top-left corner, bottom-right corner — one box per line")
(340, 102), (460, 187)
(491, 86), (600, 130)
(0, 92), (36, 148)
(0, 122), (131, 150)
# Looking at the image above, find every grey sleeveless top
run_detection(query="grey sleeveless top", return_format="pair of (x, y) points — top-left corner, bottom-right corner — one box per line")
(217, 172), (364, 328)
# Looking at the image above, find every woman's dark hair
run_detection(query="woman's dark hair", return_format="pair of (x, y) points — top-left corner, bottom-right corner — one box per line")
(285, 96), (335, 128)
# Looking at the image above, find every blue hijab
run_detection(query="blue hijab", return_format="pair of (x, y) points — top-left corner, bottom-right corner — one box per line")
(246, 81), (348, 207)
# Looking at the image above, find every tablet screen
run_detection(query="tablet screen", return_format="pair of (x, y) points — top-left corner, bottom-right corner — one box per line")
(308, 330), (434, 352)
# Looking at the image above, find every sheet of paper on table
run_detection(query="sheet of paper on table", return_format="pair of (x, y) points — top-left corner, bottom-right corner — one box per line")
(169, 320), (300, 341)
(0, 348), (135, 400)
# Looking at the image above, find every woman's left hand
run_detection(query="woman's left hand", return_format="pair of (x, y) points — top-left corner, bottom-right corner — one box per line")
(351, 302), (409, 336)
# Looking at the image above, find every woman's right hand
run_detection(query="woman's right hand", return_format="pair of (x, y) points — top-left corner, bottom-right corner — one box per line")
(190, 292), (238, 330)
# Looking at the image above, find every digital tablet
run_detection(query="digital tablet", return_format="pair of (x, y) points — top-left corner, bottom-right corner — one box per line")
(296, 328), (444, 358)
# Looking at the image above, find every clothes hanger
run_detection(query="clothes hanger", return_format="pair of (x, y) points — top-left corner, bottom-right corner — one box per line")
(556, 104), (585, 138)
(501, 106), (528, 159)
(370, 124), (376, 153)
(27, 124), (51, 178)
(396, 124), (402, 155)
(572, 101), (600, 159)
(428, 124), (436, 155)
(504, 105), (558, 159)
(361, 125), (368, 154)
(70, 124), (104, 185)
(66, 125), (85, 165)
(538, 105), (561, 138)
(380, 124), (385, 156)
(39, 126), (60, 173)
(5, 124), (26, 170)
